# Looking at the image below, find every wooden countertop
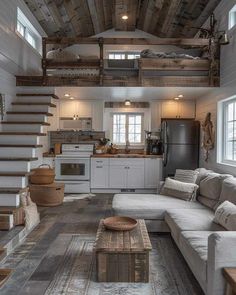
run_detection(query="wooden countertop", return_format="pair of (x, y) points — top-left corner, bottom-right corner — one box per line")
(91, 153), (163, 158)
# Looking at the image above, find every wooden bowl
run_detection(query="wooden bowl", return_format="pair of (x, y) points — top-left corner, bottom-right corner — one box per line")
(103, 216), (138, 231)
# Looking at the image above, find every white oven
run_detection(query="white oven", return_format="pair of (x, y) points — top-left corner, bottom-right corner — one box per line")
(55, 157), (90, 181)
(55, 144), (94, 193)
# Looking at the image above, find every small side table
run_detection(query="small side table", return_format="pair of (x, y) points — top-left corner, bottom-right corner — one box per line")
(223, 268), (236, 295)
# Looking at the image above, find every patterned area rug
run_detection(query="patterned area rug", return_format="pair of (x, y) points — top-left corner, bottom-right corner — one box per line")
(44, 234), (203, 295)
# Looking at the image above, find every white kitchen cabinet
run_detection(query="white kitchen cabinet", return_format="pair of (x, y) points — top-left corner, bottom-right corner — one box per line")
(59, 100), (78, 118)
(144, 158), (162, 188)
(91, 158), (109, 188)
(127, 165), (145, 188)
(109, 165), (127, 188)
(161, 100), (195, 119)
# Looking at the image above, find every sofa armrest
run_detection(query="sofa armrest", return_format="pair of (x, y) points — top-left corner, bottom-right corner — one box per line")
(207, 232), (236, 295)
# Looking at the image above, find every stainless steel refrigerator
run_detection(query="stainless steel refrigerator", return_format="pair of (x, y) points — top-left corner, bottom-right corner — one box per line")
(161, 119), (200, 179)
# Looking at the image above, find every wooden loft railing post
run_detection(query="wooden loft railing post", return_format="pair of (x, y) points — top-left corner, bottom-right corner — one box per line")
(208, 37), (220, 86)
(98, 37), (104, 86)
(42, 37), (47, 86)
(138, 59), (143, 86)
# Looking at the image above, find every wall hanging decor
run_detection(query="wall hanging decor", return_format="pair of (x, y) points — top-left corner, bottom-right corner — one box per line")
(201, 112), (215, 162)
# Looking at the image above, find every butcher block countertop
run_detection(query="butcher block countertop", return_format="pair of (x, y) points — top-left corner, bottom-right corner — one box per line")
(92, 153), (163, 158)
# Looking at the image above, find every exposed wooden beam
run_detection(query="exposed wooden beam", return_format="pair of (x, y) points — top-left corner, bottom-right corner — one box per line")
(63, 0), (82, 36)
(44, 36), (210, 46)
(103, 0), (113, 30)
(87, 0), (106, 34)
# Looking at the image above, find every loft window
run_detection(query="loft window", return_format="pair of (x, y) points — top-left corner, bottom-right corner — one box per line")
(112, 113), (143, 145)
(218, 96), (236, 166)
(229, 5), (236, 30)
(16, 7), (41, 52)
(108, 52), (140, 60)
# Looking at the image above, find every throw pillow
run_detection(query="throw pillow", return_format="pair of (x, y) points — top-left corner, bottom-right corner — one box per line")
(174, 169), (199, 183)
(214, 201), (236, 230)
(161, 177), (198, 201)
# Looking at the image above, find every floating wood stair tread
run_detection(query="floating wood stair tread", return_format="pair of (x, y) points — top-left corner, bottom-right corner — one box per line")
(7, 111), (53, 116)
(0, 132), (46, 136)
(0, 144), (43, 148)
(0, 188), (25, 194)
(0, 269), (12, 287)
(0, 172), (28, 177)
(0, 157), (38, 161)
(12, 102), (56, 107)
(1, 121), (50, 125)
(16, 93), (59, 99)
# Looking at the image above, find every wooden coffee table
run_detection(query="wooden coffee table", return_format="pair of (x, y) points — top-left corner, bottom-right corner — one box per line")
(94, 219), (152, 283)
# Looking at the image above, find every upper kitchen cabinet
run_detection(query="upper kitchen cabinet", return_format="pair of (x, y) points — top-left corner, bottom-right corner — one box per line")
(161, 100), (195, 119)
(59, 100), (78, 118)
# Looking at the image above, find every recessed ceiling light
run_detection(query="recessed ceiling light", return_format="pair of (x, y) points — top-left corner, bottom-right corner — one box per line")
(122, 15), (128, 20)
(174, 97), (180, 100)
(124, 99), (131, 106)
(64, 93), (70, 97)
(70, 97), (74, 100)
(178, 94), (184, 98)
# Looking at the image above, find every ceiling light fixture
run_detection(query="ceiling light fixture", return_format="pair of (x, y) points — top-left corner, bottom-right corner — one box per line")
(122, 15), (128, 20)
(70, 97), (74, 100)
(125, 99), (131, 106)
(178, 94), (184, 98)
(64, 93), (70, 97)
(174, 97), (180, 101)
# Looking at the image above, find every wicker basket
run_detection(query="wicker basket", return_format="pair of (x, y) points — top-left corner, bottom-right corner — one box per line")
(29, 182), (65, 207)
(30, 164), (55, 185)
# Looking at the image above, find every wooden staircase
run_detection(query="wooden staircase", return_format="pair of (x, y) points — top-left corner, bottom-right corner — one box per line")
(0, 93), (58, 259)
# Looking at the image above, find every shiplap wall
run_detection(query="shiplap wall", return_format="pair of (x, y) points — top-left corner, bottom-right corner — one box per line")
(196, 0), (236, 175)
(0, 0), (46, 124)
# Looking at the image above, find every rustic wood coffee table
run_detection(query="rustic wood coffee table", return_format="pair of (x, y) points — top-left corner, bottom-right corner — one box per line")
(94, 219), (152, 283)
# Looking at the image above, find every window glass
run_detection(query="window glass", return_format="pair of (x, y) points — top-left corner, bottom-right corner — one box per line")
(229, 5), (236, 30)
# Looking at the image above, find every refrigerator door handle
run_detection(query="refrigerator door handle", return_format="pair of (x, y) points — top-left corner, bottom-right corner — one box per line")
(163, 121), (168, 167)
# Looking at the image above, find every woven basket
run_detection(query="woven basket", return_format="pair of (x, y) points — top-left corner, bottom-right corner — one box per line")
(30, 164), (55, 185)
(103, 216), (137, 231)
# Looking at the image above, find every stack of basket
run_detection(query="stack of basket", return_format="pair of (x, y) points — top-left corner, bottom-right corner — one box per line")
(29, 164), (65, 207)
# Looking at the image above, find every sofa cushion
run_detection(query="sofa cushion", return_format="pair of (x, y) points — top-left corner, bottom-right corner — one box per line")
(219, 177), (236, 205)
(112, 194), (206, 220)
(195, 168), (213, 185)
(198, 173), (232, 209)
(197, 195), (220, 211)
(165, 209), (225, 243)
(174, 169), (199, 183)
(214, 201), (236, 230)
(179, 231), (212, 292)
(161, 178), (198, 201)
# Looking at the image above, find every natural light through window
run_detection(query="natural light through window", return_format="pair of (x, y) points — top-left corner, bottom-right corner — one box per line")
(108, 52), (140, 60)
(16, 7), (41, 52)
(112, 113), (143, 145)
(229, 5), (236, 30)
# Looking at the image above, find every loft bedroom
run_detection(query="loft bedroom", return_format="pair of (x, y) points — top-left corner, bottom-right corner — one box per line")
(15, 0), (228, 88)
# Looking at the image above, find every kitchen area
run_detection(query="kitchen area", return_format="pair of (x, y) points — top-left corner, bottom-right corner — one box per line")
(41, 91), (198, 195)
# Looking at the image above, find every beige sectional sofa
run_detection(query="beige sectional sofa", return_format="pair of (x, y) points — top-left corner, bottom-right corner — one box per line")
(112, 169), (236, 295)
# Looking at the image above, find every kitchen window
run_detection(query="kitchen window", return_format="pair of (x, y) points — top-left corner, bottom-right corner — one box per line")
(218, 96), (236, 166)
(16, 7), (41, 53)
(108, 52), (140, 60)
(112, 113), (143, 145)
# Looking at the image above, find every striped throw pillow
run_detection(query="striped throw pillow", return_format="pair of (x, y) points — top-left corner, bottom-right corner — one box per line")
(174, 169), (199, 184)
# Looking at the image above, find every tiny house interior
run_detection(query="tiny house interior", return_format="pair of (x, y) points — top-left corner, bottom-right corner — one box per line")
(0, 1), (236, 294)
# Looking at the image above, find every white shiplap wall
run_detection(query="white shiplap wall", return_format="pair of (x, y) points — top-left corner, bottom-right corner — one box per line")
(196, 0), (236, 175)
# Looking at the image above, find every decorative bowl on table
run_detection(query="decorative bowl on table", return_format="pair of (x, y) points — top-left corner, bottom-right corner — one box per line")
(103, 216), (138, 231)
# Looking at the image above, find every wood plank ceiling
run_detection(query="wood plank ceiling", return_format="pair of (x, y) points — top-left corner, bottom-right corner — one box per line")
(24, 0), (221, 38)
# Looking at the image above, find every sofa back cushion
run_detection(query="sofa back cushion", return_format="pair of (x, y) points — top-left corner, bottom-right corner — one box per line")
(195, 168), (213, 185)
(219, 177), (236, 205)
(214, 201), (236, 230)
(161, 177), (198, 201)
(198, 173), (232, 209)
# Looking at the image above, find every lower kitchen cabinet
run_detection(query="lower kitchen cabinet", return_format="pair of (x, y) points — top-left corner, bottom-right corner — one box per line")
(91, 158), (109, 188)
(91, 157), (162, 190)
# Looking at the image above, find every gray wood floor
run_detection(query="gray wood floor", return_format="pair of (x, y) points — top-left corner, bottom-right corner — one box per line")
(0, 194), (204, 295)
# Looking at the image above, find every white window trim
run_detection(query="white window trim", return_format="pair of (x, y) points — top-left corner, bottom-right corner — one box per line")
(217, 95), (236, 167)
(111, 112), (145, 146)
(16, 7), (42, 54)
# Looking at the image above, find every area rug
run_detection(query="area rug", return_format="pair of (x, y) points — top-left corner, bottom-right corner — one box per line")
(63, 193), (96, 202)
(44, 233), (203, 295)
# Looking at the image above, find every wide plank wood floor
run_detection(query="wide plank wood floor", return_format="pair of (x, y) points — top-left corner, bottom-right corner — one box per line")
(0, 194), (204, 295)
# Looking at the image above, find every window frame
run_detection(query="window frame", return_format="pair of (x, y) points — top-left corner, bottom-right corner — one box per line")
(218, 96), (236, 167)
(108, 51), (140, 60)
(229, 4), (236, 30)
(112, 112), (144, 146)
(16, 7), (42, 54)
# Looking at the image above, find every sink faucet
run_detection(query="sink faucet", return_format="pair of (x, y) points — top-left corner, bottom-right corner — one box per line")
(125, 140), (130, 154)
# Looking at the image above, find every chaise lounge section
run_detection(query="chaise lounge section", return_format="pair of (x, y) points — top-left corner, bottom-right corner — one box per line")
(112, 169), (236, 295)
